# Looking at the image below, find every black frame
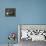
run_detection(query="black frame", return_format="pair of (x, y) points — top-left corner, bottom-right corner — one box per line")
(5, 8), (16, 16)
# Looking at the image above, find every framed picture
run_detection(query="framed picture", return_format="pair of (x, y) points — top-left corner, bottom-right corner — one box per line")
(5, 8), (16, 16)
(18, 24), (46, 41)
